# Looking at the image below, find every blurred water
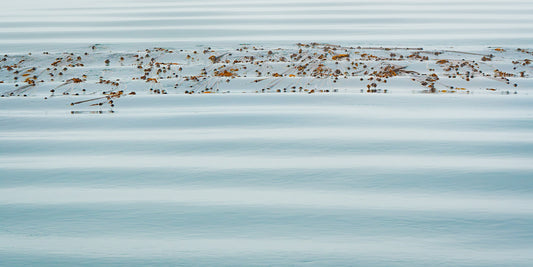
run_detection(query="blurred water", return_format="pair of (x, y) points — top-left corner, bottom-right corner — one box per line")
(2, 0), (533, 265)
(1, 0), (532, 52)
(1, 94), (533, 266)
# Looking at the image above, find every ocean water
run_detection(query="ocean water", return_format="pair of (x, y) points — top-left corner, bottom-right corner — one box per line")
(2, 94), (533, 266)
(1, 0), (533, 266)
(1, 0), (533, 52)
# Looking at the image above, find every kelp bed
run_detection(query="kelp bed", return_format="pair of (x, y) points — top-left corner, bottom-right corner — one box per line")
(1, 43), (531, 108)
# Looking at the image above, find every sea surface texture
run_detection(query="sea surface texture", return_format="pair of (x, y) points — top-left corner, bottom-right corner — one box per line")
(1, 0), (533, 51)
(1, 0), (533, 266)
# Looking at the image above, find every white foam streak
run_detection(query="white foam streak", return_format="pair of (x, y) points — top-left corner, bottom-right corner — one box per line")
(2, 127), (533, 143)
(1, 154), (532, 171)
(0, 234), (532, 264)
(1, 187), (532, 214)
(1, 23), (532, 33)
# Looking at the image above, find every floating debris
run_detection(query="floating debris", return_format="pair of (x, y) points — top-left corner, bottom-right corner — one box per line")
(1, 43), (531, 100)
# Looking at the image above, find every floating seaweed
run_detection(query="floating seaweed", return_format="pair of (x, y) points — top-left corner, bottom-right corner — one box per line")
(1, 43), (531, 100)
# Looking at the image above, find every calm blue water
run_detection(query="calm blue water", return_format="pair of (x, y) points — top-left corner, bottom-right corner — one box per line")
(1, 0), (533, 265)
(1, 0), (532, 52)
(1, 94), (533, 266)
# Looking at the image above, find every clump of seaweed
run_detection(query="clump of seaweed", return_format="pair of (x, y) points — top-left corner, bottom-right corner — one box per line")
(1, 43), (531, 100)
(70, 90), (124, 108)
